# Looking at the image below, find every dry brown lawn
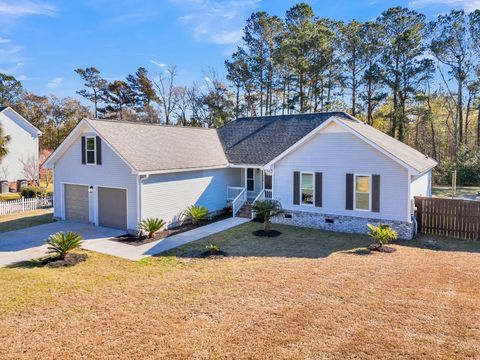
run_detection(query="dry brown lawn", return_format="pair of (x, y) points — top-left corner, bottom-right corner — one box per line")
(0, 222), (479, 359)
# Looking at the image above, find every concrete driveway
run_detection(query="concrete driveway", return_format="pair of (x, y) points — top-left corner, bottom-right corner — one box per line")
(0, 221), (124, 267)
(0, 217), (250, 267)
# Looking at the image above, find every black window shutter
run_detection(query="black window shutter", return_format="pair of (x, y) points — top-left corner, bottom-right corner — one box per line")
(81, 136), (86, 164)
(314, 172), (322, 207)
(293, 171), (300, 205)
(96, 136), (102, 165)
(372, 174), (380, 212)
(346, 173), (354, 210)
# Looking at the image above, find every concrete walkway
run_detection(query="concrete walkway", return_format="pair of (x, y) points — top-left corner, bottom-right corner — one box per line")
(0, 217), (249, 266)
(82, 217), (249, 261)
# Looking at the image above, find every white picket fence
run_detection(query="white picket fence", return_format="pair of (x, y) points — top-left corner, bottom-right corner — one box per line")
(0, 196), (53, 216)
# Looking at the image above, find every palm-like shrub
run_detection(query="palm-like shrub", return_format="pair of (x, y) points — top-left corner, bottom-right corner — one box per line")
(185, 205), (209, 225)
(46, 231), (83, 260)
(139, 217), (165, 238)
(367, 224), (398, 248)
(206, 244), (220, 253)
(252, 200), (284, 233)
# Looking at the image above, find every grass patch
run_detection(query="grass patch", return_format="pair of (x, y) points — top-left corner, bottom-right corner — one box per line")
(0, 209), (53, 233)
(432, 185), (480, 199)
(0, 193), (21, 202)
(0, 221), (479, 359)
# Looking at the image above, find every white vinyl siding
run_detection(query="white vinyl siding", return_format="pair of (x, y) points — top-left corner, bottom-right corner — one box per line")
(273, 122), (410, 222)
(410, 170), (432, 216)
(141, 167), (241, 226)
(0, 110), (39, 182)
(53, 131), (138, 230)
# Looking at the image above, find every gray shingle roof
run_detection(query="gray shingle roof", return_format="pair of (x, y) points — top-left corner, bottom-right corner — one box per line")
(86, 119), (228, 172)
(216, 112), (351, 166)
(84, 112), (436, 174)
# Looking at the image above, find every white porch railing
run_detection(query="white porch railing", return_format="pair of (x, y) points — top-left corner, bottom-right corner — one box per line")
(250, 189), (265, 219)
(0, 196), (53, 216)
(232, 188), (247, 217)
(227, 186), (244, 201)
(265, 189), (272, 200)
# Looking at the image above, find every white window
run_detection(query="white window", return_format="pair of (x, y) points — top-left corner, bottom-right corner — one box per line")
(247, 168), (254, 191)
(86, 136), (96, 164)
(355, 175), (371, 211)
(301, 173), (314, 205)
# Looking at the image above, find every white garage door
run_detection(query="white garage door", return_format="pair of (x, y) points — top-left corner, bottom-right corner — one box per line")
(98, 187), (127, 230)
(64, 184), (89, 223)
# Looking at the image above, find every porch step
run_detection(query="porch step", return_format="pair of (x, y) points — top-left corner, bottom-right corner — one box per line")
(236, 204), (252, 219)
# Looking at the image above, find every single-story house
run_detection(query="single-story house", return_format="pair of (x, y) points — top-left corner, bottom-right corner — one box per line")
(0, 106), (41, 185)
(45, 112), (437, 239)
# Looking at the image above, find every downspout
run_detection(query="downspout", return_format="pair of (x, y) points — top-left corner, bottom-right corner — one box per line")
(137, 174), (150, 232)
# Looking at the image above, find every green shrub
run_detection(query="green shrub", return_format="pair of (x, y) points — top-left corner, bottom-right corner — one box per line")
(206, 244), (220, 253)
(139, 217), (166, 238)
(21, 186), (46, 198)
(252, 200), (284, 233)
(367, 224), (398, 246)
(184, 205), (209, 225)
(46, 231), (83, 260)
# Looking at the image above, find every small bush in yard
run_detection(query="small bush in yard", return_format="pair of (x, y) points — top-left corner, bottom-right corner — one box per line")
(21, 186), (46, 198)
(185, 205), (209, 225)
(206, 244), (220, 253)
(46, 231), (83, 260)
(367, 224), (398, 252)
(252, 200), (284, 235)
(139, 218), (165, 238)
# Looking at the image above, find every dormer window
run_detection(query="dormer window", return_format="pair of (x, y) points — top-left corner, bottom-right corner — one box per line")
(86, 136), (96, 164)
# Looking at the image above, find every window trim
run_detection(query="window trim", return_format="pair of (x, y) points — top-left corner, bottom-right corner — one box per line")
(246, 168), (255, 192)
(300, 171), (315, 206)
(85, 136), (97, 165)
(354, 174), (371, 212)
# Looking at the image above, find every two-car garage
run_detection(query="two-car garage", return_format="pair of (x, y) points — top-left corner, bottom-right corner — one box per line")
(63, 184), (127, 230)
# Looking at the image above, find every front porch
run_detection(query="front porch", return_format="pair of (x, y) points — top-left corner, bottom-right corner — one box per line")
(227, 167), (273, 217)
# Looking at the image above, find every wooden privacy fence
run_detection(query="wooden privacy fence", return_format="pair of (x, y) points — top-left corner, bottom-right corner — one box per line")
(415, 196), (480, 240)
(0, 196), (53, 216)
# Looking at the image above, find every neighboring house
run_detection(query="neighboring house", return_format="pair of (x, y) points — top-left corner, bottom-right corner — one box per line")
(0, 106), (41, 185)
(45, 112), (437, 239)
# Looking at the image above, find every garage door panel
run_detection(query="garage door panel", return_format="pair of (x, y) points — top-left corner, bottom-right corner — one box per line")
(98, 187), (127, 230)
(65, 184), (89, 223)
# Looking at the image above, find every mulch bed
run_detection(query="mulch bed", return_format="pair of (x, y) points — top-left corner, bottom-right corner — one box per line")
(199, 250), (228, 259)
(111, 213), (232, 246)
(252, 230), (282, 237)
(367, 243), (396, 253)
(42, 253), (88, 268)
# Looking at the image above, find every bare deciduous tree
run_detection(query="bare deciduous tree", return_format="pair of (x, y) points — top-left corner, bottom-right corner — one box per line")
(153, 65), (179, 125)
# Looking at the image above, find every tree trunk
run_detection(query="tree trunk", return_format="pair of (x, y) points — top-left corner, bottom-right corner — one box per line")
(264, 219), (271, 233)
(477, 104), (480, 150)
(458, 77), (463, 146)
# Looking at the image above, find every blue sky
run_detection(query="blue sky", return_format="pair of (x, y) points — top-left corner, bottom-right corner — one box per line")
(0, 0), (478, 101)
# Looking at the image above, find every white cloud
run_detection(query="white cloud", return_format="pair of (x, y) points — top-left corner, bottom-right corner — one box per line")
(408, 0), (480, 12)
(172, 0), (261, 45)
(46, 77), (63, 89)
(0, 37), (11, 43)
(149, 60), (166, 68)
(0, 0), (56, 17)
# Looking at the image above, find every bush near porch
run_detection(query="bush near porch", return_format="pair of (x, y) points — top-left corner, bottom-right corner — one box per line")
(0, 222), (479, 359)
